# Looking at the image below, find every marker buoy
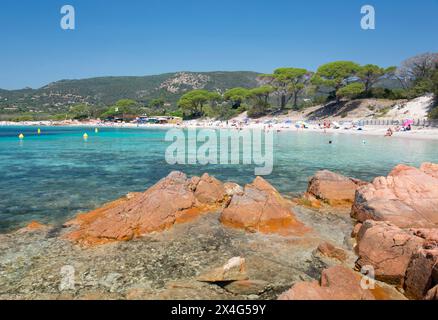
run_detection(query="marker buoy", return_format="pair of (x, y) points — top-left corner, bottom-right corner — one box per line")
(83, 133), (89, 140)
(18, 133), (24, 139)
(95, 128), (99, 133)
(37, 128), (41, 135)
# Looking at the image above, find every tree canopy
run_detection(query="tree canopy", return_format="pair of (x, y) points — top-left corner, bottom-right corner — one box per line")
(261, 67), (310, 109)
(178, 90), (220, 117)
(357, 64), (396, 93)
(246, 86), (274, 117)
(224, 87), (250, 109)
(69, 104), (91, 120)
(336, 82), (365, 99)
(312, 61), (361, 97)
(149, 98), (165, 109)
(101, 99), (140, 118)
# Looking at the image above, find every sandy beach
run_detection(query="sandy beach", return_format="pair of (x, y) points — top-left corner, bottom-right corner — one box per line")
(2, 118), (438, 141)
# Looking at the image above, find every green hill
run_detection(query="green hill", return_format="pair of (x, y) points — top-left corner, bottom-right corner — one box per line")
(0, 71), (260, 118)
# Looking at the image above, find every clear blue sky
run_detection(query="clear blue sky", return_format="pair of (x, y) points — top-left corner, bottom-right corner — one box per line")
(0, 0), (437, 89)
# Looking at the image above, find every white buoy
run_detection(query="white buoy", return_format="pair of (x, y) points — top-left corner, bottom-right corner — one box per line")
(18, 133), (24, 139)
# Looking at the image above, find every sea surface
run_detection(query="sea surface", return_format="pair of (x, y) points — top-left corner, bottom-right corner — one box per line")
(1, 125), (438, 232)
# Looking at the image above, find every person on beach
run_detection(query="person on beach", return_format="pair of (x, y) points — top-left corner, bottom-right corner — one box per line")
(385, 128), (393, 137)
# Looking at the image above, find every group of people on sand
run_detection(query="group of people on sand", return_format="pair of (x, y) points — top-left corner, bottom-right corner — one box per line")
(322, 120), (331, 129)
(385, 124), (412, 137)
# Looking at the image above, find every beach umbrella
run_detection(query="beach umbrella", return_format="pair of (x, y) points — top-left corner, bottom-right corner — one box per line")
(403, 119), (413, 127)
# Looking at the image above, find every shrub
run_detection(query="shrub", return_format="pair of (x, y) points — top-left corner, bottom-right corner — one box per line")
(369, 88), (409, 100)
(428, 107), (438, 119)
(247, 102), (270, 118)
(336, 83), (365, 99)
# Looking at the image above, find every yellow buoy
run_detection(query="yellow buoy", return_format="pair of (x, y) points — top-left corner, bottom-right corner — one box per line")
(18, 133), (24, 139)
(83, 133), (89, 140)
(37, 128), (41, 135)
(95, 128), (99, 133)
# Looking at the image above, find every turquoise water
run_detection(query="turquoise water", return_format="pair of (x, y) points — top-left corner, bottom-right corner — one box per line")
(1, 125), (438, 232)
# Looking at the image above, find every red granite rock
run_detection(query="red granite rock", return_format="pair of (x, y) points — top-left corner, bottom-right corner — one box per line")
(351, 163), (438, 228)
(220, 177), (308, 235)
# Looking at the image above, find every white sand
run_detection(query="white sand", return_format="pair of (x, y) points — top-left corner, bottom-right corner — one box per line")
(2, 118), (438, 141)
(385, 94), (435, 119)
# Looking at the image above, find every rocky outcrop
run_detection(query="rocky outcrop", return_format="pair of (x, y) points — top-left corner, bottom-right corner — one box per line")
(351, 223), (363, 238)
(220, 177), (307, 235)
(17, 221), (48, 233)
(410, 228), (438, 242)
(223, 280), (268, 295)
(306, 170), (367, 207)
(404, 241), (438, 299)
(315, 242), (347, 262)
(420, 162), (438, 179)
(64, 172), (230, 246)
(425, 285), (438, 300)
(351, 163), (438, 228)
(197, 257), (248, 282)
(355, 221), (424, 285)
(278, 266), (375, 300)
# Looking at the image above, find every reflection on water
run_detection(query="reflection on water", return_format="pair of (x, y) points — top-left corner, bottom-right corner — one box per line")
(1, 126), (438, 232)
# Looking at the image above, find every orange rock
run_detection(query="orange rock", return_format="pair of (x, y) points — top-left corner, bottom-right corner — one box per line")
(223, 280), (268, 295)
(300, 192), (322, 209)
(351, 163), (438, 228)
(404, 242), (438, 299)
(63, 171), (229, 246)
(26, 221), (46, 230)
(355, 221), (424, 285)
(194, 173), (226, 204)
(307, 170), (367, 207)
(351, 223), (363, 238)
(420, 162), (438, 179)
(316, 242), (347, 262)
(220, 177), (308, 235)
(278, 266), (375, 300)
(17, 221), (47, 233)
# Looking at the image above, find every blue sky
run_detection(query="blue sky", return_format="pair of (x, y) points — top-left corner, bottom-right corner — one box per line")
(0, 0), (437, 89)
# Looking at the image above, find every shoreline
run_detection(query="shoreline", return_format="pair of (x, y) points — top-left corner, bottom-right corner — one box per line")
(2, 120), (438, 141)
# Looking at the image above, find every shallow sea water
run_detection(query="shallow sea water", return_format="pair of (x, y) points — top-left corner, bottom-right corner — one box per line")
(1, 125), (438, 232)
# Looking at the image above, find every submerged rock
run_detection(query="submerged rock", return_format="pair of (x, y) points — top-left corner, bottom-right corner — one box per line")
(63, 171), (230, 246)
(306, 170), (367, 207)
(351, 163), (438, 228)
(355, 221), (424, 285)
(220, 177), (308, 235)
